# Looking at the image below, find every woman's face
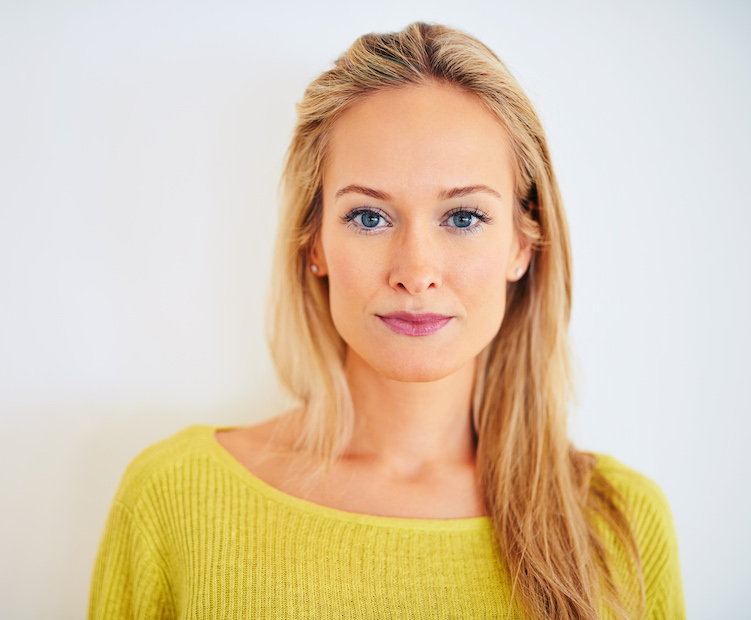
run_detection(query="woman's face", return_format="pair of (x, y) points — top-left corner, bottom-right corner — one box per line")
(314, 82), (531, 383)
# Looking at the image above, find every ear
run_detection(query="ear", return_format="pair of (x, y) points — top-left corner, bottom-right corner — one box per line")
(507, 233), (533, 282)
(309, 238), (328, 277)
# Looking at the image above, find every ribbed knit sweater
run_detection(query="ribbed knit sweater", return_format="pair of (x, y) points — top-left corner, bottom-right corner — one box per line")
(88, 425), (684, 619)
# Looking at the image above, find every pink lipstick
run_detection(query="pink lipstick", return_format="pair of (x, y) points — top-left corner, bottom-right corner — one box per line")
(377, 312), (453, 337)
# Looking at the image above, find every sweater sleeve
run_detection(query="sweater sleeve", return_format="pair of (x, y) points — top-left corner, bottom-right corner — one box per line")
(88, 499), (175, 620)
(597, 455), (686, 619)
(643, 491), (685, 620)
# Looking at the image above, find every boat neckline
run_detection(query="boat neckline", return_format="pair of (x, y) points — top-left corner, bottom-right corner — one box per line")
(193, 423), (493, 532)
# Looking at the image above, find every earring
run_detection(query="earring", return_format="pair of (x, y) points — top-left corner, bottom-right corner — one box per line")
(311, 264), (319, 274)
(515, 268), (523, 278)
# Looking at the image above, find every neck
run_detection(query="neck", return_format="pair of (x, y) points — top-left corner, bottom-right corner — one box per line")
(343, 350), (477, 476)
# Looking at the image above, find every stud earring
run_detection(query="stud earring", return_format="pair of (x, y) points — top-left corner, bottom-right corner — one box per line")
(515, 268), (523, 278)
(311, 264), (319, 274)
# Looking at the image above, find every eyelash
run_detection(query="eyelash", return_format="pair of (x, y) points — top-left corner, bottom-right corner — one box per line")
(443, 206), (492, 234)
(340, 207), (391, 235)
(340, 206), (492, 235)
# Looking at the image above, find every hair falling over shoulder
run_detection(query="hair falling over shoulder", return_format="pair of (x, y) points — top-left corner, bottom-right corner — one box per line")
(267, 22), (645, 619)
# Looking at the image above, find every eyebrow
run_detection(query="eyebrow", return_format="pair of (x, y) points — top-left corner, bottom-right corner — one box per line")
(333, 184), (502, 202)
(334, 184), (391, 201)
(438, 185), (502, 201)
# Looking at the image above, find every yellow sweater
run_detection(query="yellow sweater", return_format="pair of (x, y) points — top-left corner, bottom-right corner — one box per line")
(89, 425), (684, 619)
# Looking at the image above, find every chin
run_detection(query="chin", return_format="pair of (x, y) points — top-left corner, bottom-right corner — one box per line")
(371, 353), (465, 383)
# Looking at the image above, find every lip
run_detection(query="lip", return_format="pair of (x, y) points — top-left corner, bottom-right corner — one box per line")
(376, 312), (453, 337)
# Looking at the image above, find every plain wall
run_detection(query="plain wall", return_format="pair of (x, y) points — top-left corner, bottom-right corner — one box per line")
(1, 0), (749, 617)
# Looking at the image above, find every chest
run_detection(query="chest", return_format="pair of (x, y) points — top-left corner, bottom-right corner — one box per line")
(162, 488), (516, 619)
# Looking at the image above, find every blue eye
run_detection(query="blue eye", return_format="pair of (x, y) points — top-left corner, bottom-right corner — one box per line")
(341, 208), (391, 233)
(359, 212), (382, 228)
(442, 207), (490, 233)
(451, 212), (474, 228)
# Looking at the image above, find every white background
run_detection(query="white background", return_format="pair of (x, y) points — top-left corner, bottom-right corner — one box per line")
(1, 0), (749, 618)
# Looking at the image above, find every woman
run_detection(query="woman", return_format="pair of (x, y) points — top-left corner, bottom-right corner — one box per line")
(89, 22), (684, 619)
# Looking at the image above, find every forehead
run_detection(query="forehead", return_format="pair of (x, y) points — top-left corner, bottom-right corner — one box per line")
(322, 83), (515, 200)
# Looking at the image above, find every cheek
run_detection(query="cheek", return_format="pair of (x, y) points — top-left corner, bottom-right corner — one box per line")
(452, 247), (509, 328)
(324, 240), (380, 330)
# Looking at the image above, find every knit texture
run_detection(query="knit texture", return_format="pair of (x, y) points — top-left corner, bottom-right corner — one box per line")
(88, 425), (684, 619)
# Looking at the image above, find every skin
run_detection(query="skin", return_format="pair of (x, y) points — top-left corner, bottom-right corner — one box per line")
(217, 82), (531, 519)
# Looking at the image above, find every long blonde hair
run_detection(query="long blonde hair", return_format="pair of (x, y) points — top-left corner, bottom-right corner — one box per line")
(268, 22), (644, 619)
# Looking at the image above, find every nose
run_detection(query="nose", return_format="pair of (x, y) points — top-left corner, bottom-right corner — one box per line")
(388, 227), (442, 295)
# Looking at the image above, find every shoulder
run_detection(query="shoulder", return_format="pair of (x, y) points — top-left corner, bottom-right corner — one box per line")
(593, 453), (675, 541)
(113, 424), (216, 509)
(592, 454), (685, 617)
(594, 454), (671, 513)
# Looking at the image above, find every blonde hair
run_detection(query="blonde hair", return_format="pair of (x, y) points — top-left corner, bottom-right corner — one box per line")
(268, 22), (644, 619)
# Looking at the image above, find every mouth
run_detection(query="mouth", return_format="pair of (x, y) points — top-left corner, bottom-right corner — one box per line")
(376, 312), (453, 337)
